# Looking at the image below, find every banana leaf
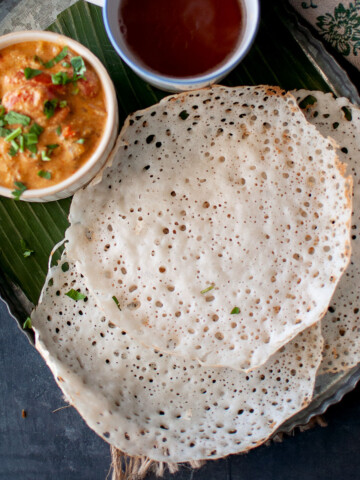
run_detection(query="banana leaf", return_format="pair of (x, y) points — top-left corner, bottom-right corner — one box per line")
(0, 0), (358, 329)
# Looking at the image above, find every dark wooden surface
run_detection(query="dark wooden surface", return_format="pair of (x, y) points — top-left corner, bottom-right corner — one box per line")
(1, 298), (360, 480)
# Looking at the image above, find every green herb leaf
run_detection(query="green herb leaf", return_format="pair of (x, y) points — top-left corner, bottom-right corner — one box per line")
(11, 181), (27, 200)
(112, 295), (121, 310)
(76, 138), (85, 144)
(200, 285), (215, 294)
(179, 110), (189, 120)
(22, 317), (32, 329)
(65, 288), (86, 301)
(56, 126), (62, 136)
(71, 56), (86, 77)
(47, 144), (59, 150)
(8, 145), (18, 157)
(230, 307), (240, 315)
(24, 67), (43, 80)
(0, 127), (11, 137)
(59, 100), (67, 108)
(10, 140), (19, 153)
(44, 99), (58, 119)
(41, 150), (51, 161)
(0, 105), (5, 117)
(51, 71), (71, 85)
(24, 133), (39, 146)
(298, 95), (317, 110)
(20, 238), (34, 258)
(4, 111), (31, 126)
(62, 62), (70, 68)
(29, 123), (44, 136)
(5, 127), (22, 142)
(26, 144), (38, 154)
(18, 135), (25, 153)
(37, 170), (52, 180)
(44, 46), (69, 69)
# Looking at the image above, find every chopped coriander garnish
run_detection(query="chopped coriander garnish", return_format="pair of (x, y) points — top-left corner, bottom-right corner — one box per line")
(200, 285), (215, 294)
(11, 181), (27, 200)
(22, 317), (32, 329)
(56, 126), (62, 136)
(65, 288), (86, 301)
(18, 135), (25, 153)
(8, 144), (18, 157)
(112, 296), (121, 310)
(179, 110), (189, 120)
(44, 99), (58, 119)
(4, 111), (31, 126)
(43, 46), (69, 69)
(62, 61), (70, 68)
(37, 170), (52, 180)
(59, 100), (67, 108)
(0, 127), (11, 137)
(29, 123), (44, 136)
(0, 105), (5, 117)
(76, 138), (85, 144)
(10, 140), (19, 152)
(24, 67), (43, 80)
(47, 144), (59, 150)
(5, 127), (22, 142)
(24, 133), (39, 146)
(51, 71), (71, 85)
(20, 238), (34, 258)
(230, 307), (240, 315)
(71, 56), (86, 77)
(41, 150), (51, 161)
(26, 144), (38, 155)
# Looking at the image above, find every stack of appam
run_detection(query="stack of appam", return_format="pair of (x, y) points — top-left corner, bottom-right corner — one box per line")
(31, 85), (359, 474)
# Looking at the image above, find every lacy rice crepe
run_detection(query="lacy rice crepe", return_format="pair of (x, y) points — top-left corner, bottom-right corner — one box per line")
(66, 85), (352, 372)
(32, 254), (323, 463)
(293, 90), (360, 373)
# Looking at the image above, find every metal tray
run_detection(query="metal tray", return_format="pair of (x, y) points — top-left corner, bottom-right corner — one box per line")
(1, 0), (360, 447)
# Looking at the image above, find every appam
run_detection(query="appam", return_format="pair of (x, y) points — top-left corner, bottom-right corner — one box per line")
(32, 254), (323, 463)
(66, 85), (352, 371)
(293, 90), (360, 373)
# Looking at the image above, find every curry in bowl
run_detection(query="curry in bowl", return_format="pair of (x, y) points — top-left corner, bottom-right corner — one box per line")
(0, 41), (106, 197)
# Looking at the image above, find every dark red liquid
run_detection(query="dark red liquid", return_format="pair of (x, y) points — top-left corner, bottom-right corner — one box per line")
(119, 0), (243, 77)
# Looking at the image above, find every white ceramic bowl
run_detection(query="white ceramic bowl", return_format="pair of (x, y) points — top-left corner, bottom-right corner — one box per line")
(0, 31), (118, 202)
(103, 0), (259, 92)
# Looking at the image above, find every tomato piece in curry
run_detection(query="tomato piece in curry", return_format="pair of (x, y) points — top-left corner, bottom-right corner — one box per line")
(0, 41), (106, 191)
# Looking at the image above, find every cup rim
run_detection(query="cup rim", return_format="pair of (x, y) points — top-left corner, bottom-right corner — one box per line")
(0, 30), (117, 200)
(103, 0), (260, 87)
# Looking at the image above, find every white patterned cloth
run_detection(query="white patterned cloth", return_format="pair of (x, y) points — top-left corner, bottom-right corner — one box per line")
(289, 0), (360, 70)
(0, 0), (77, 34)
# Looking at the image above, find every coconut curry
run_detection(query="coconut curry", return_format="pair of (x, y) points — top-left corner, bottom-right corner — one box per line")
(0, 41), (106, 194)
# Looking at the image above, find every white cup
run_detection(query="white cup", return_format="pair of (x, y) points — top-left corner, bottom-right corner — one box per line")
(102, 0), (260, 92)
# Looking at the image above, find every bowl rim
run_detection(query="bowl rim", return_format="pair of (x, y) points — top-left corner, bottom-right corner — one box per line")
(103, 0), (260, 87)
(0, 30), (117, 200)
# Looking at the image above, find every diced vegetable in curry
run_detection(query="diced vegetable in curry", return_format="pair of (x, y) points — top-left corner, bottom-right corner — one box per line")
(0, 41), (106, 192)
